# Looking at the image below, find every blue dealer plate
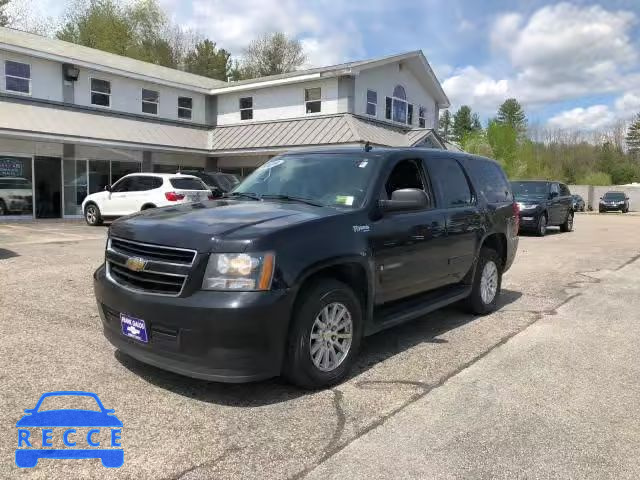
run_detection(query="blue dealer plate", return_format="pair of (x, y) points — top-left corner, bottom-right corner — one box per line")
(120, 314), (148, 343)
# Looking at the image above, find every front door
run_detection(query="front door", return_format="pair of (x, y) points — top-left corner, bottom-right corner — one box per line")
(548, 183), (563, 224)
(34, 157), (62, 219)
(371, 158), (448, 305)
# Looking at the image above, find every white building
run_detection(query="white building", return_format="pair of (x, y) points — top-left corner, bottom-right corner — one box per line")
(0, 27), (450, 219)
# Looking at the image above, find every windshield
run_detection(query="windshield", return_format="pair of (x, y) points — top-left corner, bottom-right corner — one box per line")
(603, 192), (625, 201)
(233, 154), (379, 208)
(511, 181), (549, 199)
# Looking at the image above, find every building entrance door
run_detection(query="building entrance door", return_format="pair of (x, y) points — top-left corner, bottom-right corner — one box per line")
(34, 157), (62, 218)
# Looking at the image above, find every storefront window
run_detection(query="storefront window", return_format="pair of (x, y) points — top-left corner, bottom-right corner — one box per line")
(88, 160), (110, 194)
(0, 156), (33, 216)
(111, 161), (140, 183)
(63, 159), (87, 216)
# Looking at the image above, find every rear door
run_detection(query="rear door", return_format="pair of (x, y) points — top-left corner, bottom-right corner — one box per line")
(169, 177), (210, 203)
(423, 154), (483, 283)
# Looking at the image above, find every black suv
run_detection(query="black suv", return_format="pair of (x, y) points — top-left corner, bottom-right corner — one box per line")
(511, 180), (574, 236)
(599, 191), (630, 213)
(94, 148), (519, 388)
(179, 170), (240, 198)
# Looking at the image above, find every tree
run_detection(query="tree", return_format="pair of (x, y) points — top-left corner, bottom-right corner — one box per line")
(487, 120), (518, 176)
(625, 113), (640, 158)
(496, 98), (527, 136)
(438, 109), (452, 141)
(452, 106), (473, 142)
(471, 113), (482, 131)
(184, 39), (231, 81)
(239, 32), (306, 79)
(0, 0), (9, 26)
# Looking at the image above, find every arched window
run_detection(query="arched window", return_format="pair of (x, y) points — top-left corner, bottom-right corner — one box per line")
(385, 84), (410, 124)
(392, 85), (406, 100)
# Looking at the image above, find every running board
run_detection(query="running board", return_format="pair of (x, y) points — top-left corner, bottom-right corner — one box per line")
(367, 284), (472, 336)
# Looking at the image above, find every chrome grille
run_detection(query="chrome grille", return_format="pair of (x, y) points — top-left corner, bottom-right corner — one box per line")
(106, 237), (197, 296)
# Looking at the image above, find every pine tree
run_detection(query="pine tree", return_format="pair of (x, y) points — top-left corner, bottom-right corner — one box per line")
(438, 109), (452, 141)
(452, 106), (473, 142)
(626, 113), (640, 158)
(184, 39), (231, 81)
(472, 113), (482, 131)
(496, 98), (527, 135)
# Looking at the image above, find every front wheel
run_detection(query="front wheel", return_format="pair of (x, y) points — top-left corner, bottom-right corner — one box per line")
(560, 211), (574, 232)
(84, 203), (103, 226)
(0, 199), (6, 216)
(464, 247), (502, 315)
(536, 214), (547, 236)
(283, 279), (363, 389)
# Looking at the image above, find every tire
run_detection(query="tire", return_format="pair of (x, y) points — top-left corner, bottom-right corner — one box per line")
(0, 199), (6, 216)
(536, 213), (547, 236)
(141, 204), (156, 211)
(560, 211), (574, 232)
(283, 279), (363, 389)
(84, 203), (103, 226)
(622, 207), (629, 214)
(463, 247), (502, 315)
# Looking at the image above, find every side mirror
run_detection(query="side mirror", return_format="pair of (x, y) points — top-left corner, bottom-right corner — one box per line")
(379, 188), (429, 213)
(549, 191), (558, 199)
(210, 187), (223, 199)
(104, 185), (112, 192)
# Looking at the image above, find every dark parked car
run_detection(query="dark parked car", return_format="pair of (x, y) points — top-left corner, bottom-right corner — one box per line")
(179, 170), (240, 198)
(511, 180), (574, 236)
(572, 194), (585, 212)
(94, 148), (519, 388)
(599, 191), (630, 213)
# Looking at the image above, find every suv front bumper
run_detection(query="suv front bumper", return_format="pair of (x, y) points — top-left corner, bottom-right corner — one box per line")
(94, 265), (294, 383)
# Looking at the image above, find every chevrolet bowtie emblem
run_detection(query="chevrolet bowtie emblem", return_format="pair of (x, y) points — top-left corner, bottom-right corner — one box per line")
(125, 257), (147, 272)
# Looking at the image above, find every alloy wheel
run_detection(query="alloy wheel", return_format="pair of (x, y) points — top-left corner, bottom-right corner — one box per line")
(480, 260), (499, 304)
(309, 302), (353, 372)
(86, 206), (97, 224)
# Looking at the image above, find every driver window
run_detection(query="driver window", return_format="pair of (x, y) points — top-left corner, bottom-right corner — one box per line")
(550, 183), (559, 195)
(384, 159), (425, 199)
(111, 178), (132, 193)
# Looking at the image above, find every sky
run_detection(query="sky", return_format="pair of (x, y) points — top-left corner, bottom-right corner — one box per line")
(19, 0), (640, 131)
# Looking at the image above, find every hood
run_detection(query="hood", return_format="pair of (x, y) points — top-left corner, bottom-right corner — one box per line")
(109, 199), (336, 251)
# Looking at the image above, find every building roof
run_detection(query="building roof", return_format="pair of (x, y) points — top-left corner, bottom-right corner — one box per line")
(0, 98), (210, 153)
(210, 51), (450, 107)
(0, 27), (227, 92)
(209, 114), (443, 154)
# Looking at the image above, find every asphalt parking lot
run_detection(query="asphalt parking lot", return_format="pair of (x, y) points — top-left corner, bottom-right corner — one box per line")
(1, 213), (640, 479)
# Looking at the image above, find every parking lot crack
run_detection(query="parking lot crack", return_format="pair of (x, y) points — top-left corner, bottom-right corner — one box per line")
(162, 446), (241, 480)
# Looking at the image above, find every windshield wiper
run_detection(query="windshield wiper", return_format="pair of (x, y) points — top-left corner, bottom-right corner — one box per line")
(261, 194), (324, 207)
(226, 191), (262, 201)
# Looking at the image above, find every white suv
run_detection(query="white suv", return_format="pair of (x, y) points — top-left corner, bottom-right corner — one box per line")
(82, 173), (212, 226)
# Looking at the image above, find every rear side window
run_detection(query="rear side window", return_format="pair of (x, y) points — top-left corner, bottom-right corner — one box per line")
(560, 184), (571, 196)
(136, 176), (163, 191)
(464, 159), (512, 203)
(170, 177), (207, 190)
(427, 157), (473, 208)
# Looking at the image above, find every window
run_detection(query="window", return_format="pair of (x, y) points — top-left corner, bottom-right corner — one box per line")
(239, 96), (253, 120)
(464, 159), (511, 203)
(178, 96), (192, 120)
(384, 159), (427, 202)
(418, 106), (426, 128)
(305, 87), (321, 114)
(366, 89), (377, 116)
(90, 78), (111, 107)
(170, 177), (208, 190)
(407, 104), (414, 125)
(389, 84), (408, 124)
(385, 97), (392, 120)
(5, 61), (31, 94)
(142, 88), (159, 115)
(111, 177), (134, 193)
(550, 183), (560, 196)
(429, 157), (473, 207)
(560, 184), (571, 196)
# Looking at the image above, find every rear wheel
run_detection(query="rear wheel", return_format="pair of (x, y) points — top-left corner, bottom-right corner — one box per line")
(141, 204), (156, 211)
(464, 247), (502, 315)
(283, 279), (363, 389)
(560, 211), (574, 232)
(84, 203), (103, 226)
(0, 199), (6, 216)
(536, 214), (547, 236)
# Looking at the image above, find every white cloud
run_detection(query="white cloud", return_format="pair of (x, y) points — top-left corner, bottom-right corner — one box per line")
(443, 2), (640, 123)
(547, 105), (617, 131)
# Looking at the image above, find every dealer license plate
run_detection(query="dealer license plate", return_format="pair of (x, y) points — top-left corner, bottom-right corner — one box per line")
(120, 314), (148, 343)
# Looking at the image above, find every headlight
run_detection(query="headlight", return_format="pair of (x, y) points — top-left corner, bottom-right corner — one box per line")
(202, 252), (275, 291)
(518, 203), (538, 210)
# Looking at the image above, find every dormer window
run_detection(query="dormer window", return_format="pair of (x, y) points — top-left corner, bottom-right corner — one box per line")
(240, 96), (253, 120)
(305, 87), (321, 114)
